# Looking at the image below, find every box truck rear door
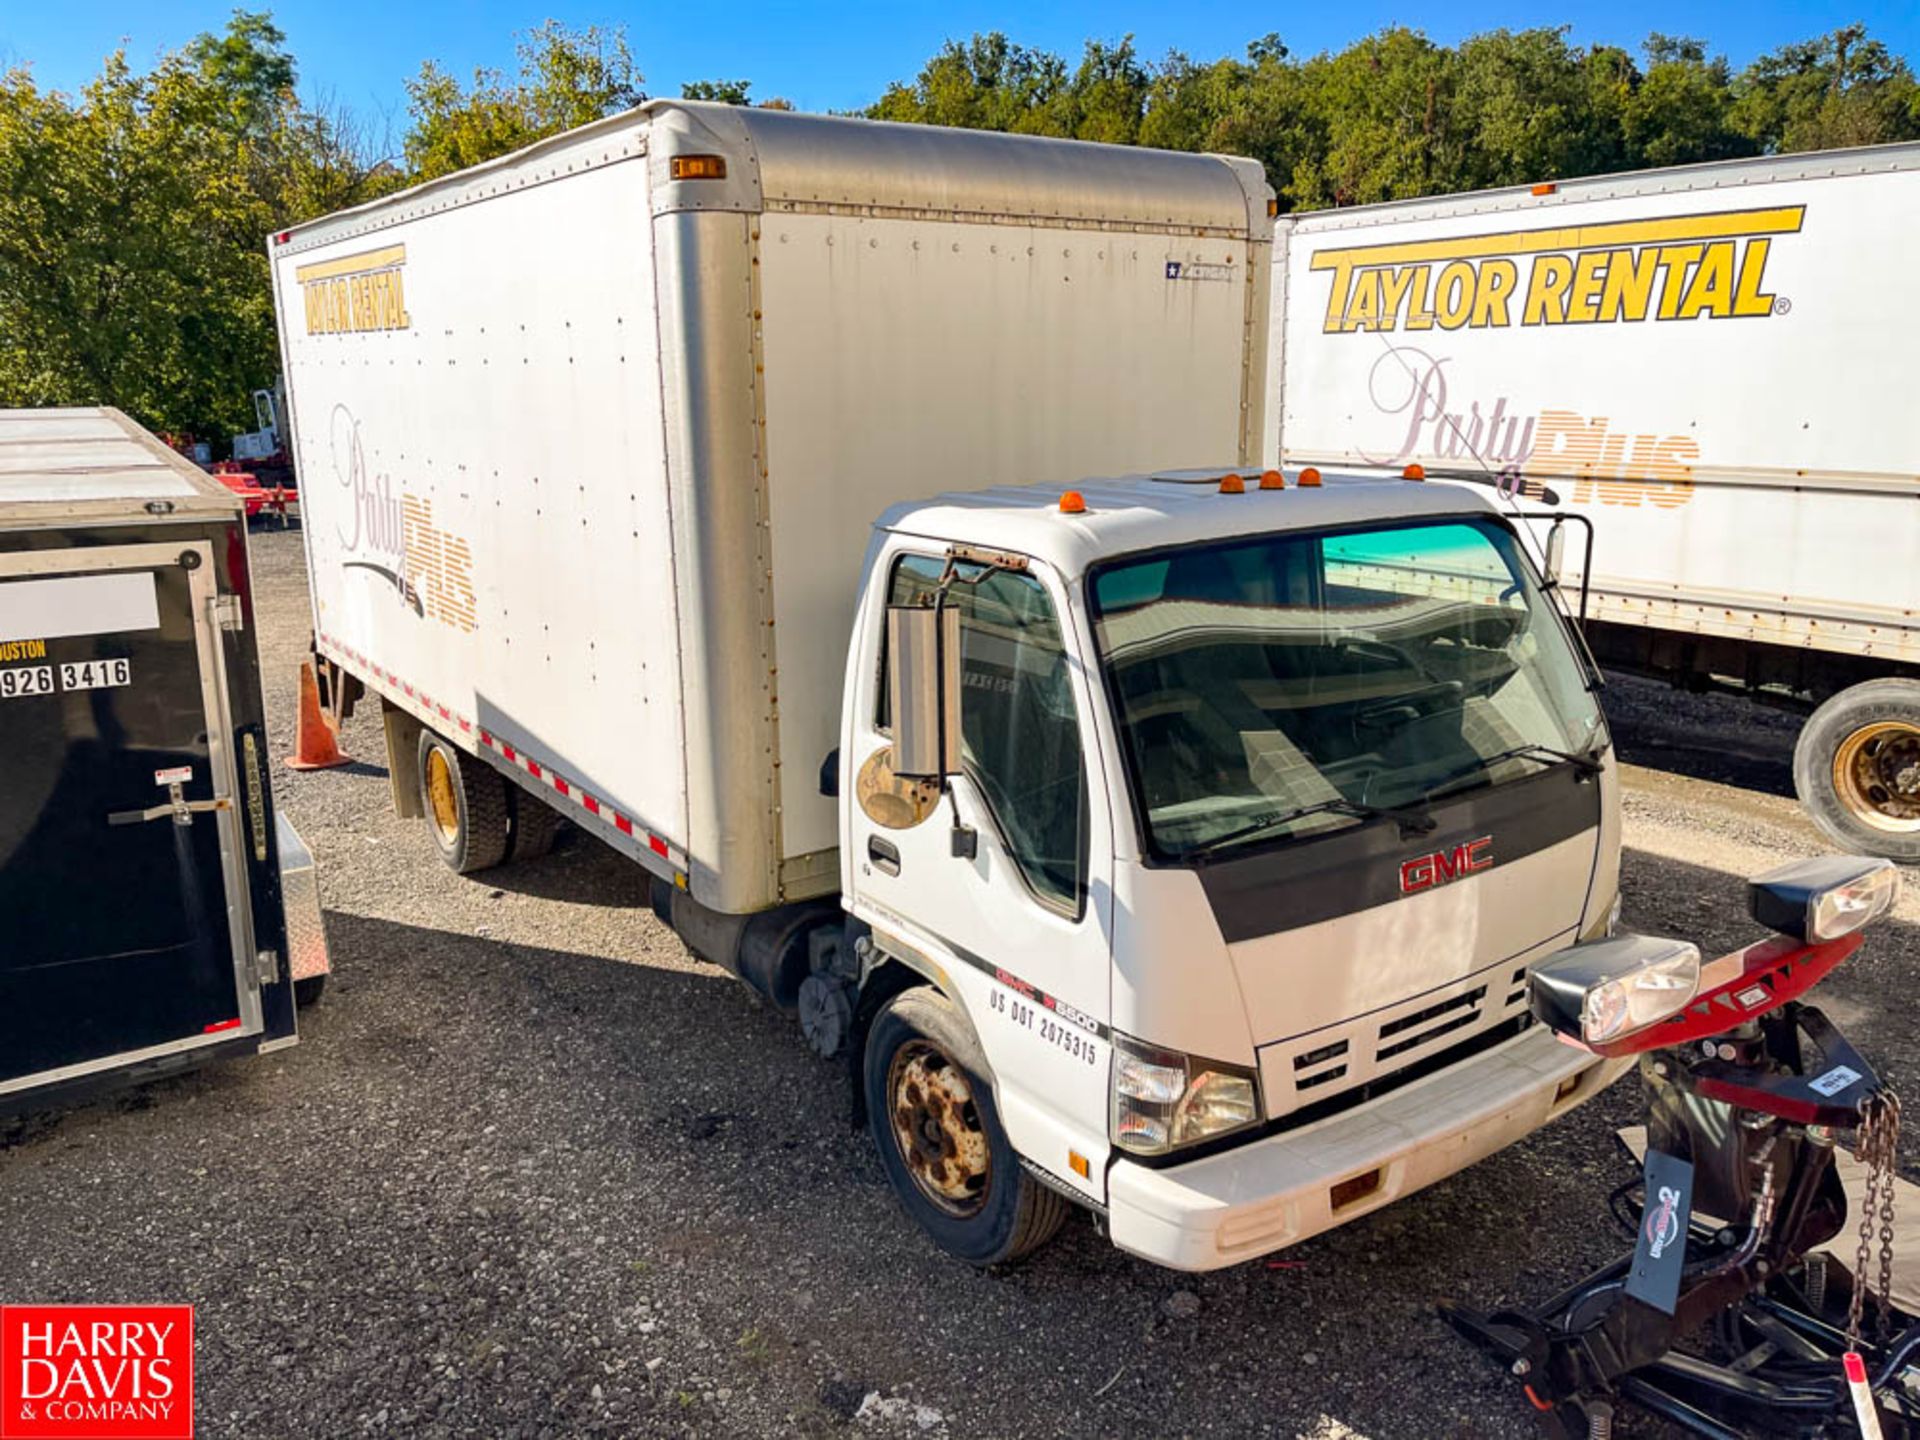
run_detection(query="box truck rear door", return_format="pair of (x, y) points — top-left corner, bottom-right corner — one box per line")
(0, 541), (262, 1101)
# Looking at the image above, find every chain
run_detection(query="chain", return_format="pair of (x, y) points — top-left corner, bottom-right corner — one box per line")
(1849, 1089), (1903, 1348)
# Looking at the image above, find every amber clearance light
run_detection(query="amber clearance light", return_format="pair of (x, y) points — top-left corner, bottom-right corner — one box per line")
(670, 154), (729, 181)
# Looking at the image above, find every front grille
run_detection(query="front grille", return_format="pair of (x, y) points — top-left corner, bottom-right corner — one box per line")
(1257, 937), (1568, 1120)
(1377, 987), (1486, 1060)
(1377, 995), (1485, 1061)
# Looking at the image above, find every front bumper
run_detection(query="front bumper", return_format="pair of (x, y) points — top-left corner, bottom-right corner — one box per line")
(1106, 1025), (1631, 1271)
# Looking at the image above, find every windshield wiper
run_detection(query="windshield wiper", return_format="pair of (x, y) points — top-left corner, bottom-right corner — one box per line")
(1186, 795), (1437, 863)
(1421, 742), (1605, 805)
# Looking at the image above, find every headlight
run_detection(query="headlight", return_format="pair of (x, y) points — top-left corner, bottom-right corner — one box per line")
(1529, 935), (1701, 1048)
(1112, 1035), (1261, 1156)
(1749, 855), (1900, 943)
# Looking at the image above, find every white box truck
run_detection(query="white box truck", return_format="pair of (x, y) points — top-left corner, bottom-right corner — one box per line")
(272, 102), (1628, 1270)
(1267, 143), (1920, 861)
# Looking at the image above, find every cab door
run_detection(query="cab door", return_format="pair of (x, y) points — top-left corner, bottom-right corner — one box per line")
(842, 540), (1117, 1200)
(0, 541), (261, 1099)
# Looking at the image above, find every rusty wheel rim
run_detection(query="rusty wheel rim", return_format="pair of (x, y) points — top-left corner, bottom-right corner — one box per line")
(425, 748), (461, 844)
(1832, 720), (1920, 834)
(886, 1039), (990, 1218)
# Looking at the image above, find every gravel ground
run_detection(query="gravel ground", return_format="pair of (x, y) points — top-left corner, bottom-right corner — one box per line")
(4, 525), (1917, 1440)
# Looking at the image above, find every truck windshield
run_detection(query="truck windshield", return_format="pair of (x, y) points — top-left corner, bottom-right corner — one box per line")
(1088, 516), (1604, 861)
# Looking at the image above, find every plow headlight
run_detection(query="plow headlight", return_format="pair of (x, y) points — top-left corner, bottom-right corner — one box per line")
(1530, 935), (1701, 1047)
(1112, 1035), (1261, 1156)
(1748, 855), (1900, 944)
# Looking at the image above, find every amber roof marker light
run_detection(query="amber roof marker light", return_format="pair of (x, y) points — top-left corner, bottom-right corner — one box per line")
(1259, 469), (1286, 490)
(1297, 467), (1323, 487)
(670, 155), (729, 181)
(1059, 490), (1087, 514)
(1218, 473), (1246, 494)
(1402, 463), (1426, 481)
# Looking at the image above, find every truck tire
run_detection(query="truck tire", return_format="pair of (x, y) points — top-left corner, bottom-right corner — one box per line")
(294, 975), (326, 1008)
(863, 987), (1070, 1266)
(416, 730), (511, 873)
(1794, 679), (1920, 863)
(509, 789), (567, 861)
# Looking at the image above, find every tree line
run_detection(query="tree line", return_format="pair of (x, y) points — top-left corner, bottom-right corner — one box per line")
(2, 13), (1914, 441)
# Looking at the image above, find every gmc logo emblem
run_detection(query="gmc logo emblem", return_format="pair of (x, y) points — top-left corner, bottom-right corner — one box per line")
(1401, 836), (1494, 893)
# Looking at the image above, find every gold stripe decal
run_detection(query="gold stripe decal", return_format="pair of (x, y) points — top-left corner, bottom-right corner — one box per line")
(1309, 205), (1805, 333)
(294, 243), (407, 283)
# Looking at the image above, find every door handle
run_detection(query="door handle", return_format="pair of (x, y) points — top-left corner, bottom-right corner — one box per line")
(109, 782), (232, 828)
(868, 836), (901, 876)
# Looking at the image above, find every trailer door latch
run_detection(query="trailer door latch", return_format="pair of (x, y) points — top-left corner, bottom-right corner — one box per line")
(211, 594), (245, 632)
(108, 782), (234, 828)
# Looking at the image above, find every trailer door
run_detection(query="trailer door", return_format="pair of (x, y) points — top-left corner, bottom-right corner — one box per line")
(0, 540), (262, 1100)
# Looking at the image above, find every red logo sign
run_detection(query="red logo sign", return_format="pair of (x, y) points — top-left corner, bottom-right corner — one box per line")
(1, 1306), (193, 1439)
(1400, 836), (1494, 894)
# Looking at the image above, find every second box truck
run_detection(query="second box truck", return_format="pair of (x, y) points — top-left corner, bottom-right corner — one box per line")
(271, 102), (1628, 1269)
(1268, 143), (1920, 862)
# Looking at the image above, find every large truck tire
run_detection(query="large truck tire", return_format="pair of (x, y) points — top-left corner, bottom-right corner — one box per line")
(508, 789), (567, 861)
(416, 730), (511, 874)
(1794, 679), (1920, 863)
(863, 987), (1070, 1266)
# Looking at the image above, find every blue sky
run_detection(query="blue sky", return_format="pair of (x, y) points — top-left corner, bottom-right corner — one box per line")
(7, 1), (1917, 126)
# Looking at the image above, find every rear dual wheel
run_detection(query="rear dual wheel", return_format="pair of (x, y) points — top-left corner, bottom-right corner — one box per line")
(418, 731), (511, 873)
(1795, 680), (1920, 863)
(417, 731), (571, 873)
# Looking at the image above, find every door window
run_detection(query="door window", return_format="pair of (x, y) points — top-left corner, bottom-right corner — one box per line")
(889, 556), (1088, 915)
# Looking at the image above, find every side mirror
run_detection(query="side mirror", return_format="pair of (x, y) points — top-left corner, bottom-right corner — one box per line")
(1530, 934), (1700, 1049)
(1542, 518), (1567, 585)
(888, 604), (960, 781)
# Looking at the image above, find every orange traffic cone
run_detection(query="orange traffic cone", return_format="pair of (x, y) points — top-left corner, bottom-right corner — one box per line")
(286, 659), (351, 770)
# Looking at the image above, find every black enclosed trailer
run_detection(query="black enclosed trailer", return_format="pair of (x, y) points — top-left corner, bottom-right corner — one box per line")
(0, 407), (328, 1112)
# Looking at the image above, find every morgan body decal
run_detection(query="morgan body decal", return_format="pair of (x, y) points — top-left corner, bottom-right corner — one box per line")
(1165, 260), (1234, 284)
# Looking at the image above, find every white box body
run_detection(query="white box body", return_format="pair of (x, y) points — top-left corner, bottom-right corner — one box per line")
(273, 102), (1273, 913)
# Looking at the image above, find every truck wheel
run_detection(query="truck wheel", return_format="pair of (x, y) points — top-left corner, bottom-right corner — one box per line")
(416, 730), (511, 873)
(509, 790), (567, 860)
(1794, 680), (1920, 863)
(863, 987), (1070, 1266)
(294, 975), (327, 1007)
